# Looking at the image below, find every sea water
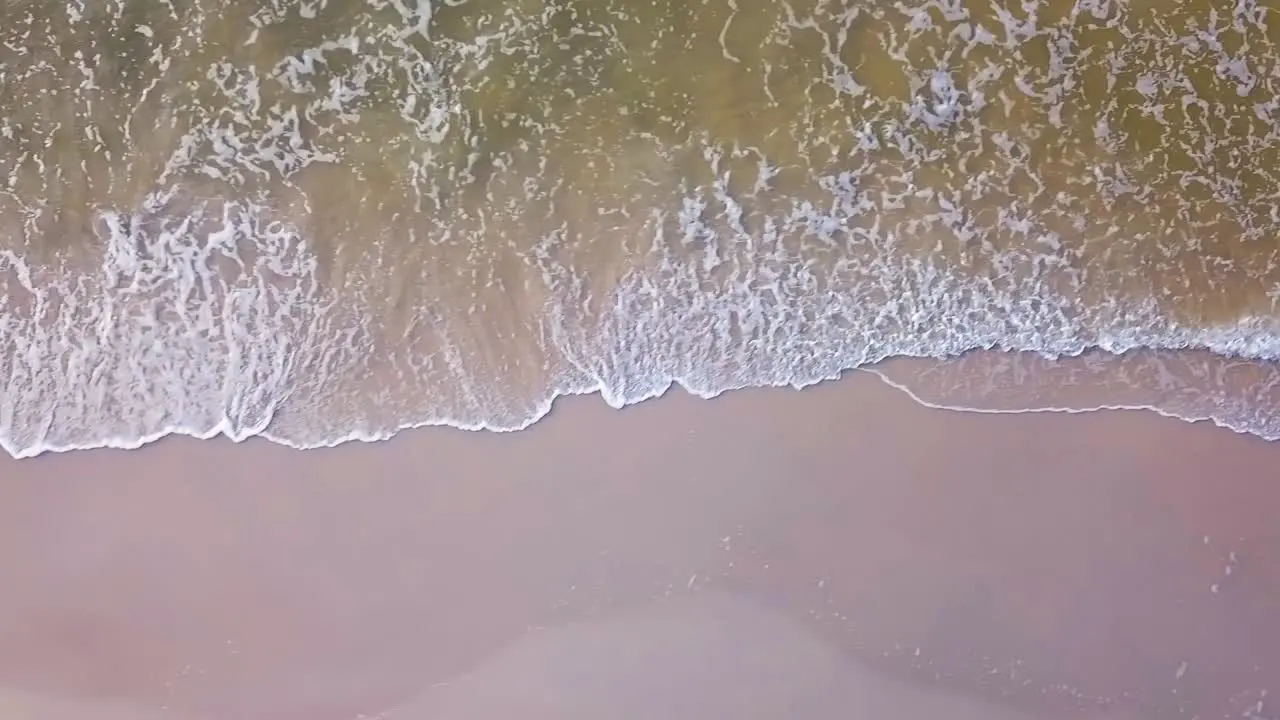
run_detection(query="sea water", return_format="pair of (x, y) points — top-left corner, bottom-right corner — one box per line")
(1, 0), (1279, 457)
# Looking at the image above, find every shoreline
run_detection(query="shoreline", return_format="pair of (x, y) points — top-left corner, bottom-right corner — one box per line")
(7, 345), (1280, 460)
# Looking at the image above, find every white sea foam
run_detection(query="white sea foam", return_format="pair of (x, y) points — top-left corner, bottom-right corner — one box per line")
(3, 184), (1280, 459)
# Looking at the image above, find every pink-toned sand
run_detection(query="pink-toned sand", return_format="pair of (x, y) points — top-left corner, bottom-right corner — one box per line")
(0, 371), (1276, 720)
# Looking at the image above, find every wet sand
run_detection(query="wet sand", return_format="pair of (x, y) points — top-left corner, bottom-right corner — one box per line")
(0, 371), (1277, 720)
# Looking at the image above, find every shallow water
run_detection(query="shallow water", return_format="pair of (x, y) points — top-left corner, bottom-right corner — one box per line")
(1, 0), (1278, 456)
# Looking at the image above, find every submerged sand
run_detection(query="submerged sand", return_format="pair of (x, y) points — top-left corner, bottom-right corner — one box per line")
(0, 372), (1276, 720)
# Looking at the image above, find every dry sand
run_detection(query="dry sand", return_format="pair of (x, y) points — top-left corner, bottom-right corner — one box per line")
(0, 370), (1276, 720)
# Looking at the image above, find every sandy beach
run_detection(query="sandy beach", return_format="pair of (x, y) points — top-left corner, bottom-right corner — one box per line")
(2, 1), (1278, 719)
(1, 371), (1276, 720)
